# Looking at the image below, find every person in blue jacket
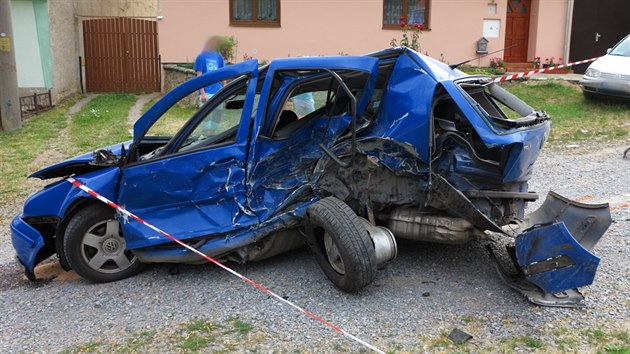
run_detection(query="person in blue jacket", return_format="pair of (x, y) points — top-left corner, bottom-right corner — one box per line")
(194, 36), (225, 132)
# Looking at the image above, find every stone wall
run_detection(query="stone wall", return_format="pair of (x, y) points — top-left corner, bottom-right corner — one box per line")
(48, 0), (79, 102)
(162, 64), (197, 106)
(76, 0), (159, 17)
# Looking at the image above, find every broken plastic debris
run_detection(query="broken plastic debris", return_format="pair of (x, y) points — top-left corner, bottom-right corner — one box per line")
(448, 328), (473, 344)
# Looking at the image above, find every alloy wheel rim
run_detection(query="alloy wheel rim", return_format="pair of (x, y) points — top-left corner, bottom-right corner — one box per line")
(80, 219), (137, 274)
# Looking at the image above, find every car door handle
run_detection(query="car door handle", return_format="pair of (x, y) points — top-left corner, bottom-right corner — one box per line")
(595, 33), (601, 42)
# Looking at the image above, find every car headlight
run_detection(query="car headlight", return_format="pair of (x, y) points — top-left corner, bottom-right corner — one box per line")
(585, 68), (601, 78)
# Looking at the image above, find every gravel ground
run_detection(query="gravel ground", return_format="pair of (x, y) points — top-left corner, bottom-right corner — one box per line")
(0, 142), (628, 353)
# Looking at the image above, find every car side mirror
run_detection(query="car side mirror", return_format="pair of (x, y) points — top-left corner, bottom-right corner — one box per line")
(225, 99), (245, 110)
(606, 48), (612, 54)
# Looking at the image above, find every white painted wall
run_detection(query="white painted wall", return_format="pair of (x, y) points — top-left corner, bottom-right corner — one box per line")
(11, 0), (46, 88)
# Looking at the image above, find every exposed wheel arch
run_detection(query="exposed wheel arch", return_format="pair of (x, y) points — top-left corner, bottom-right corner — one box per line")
(55, 197), (104, 270)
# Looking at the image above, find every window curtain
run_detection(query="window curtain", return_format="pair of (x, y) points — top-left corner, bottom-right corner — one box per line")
(384, 0), (426, 25)
(232, 0), (253, 20)
(258, 0), (277, 21)
(407, 0), (426, 25)
(383, 0), (403, 25)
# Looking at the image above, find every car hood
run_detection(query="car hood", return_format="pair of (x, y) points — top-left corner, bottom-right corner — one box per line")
(29, 142), (130, 180)
(589, 54), (630, 75)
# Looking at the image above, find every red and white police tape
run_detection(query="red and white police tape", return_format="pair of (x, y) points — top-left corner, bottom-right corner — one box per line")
(65, 177), (385, 353)
(493, 57), (599, 82)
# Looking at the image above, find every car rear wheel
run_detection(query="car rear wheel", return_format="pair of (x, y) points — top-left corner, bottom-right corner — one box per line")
(64, 204), (144, 282)
(306, 197), (377, 292)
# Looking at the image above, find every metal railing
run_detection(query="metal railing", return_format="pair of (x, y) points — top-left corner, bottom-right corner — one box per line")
(19, 90), (53, 119)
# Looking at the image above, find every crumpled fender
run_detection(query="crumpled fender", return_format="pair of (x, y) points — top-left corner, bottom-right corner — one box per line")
(13, 168), (120, 276)
(23, 167), (120, 219)
(29, 142), (129, 180)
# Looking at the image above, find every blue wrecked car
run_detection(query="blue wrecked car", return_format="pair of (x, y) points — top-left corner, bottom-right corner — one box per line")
(11, 48), (611, 307)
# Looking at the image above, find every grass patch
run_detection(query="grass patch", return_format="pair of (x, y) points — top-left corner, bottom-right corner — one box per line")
(521, 336), (544, 349)
(229, 317), (254, 335)
(180, 332), (216, 351)
(185, 319), (222, 333)
(503, 81), (630, 143)
(62, 318), (261, 353)
(0, 96), (77, 205)
(69, 93), (136, 151)
(605, 344), (630, 354)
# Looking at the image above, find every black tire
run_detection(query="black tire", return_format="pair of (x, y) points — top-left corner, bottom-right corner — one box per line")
(306, 197), (377, 292)
(64, 204), (144, 282)
(583, 91), (595, 100)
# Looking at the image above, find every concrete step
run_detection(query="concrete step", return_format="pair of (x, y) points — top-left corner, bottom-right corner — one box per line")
(504, 62), (536, 72)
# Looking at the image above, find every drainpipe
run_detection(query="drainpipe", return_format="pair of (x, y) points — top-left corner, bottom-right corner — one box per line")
(563, 0), (572, 61)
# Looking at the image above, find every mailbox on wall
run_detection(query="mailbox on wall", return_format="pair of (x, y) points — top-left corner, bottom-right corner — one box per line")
(476, 37), (489, 54)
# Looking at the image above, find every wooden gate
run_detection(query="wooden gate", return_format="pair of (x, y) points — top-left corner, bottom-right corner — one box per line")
(504, 0), (531, 63)
(83, 18), (160, 92)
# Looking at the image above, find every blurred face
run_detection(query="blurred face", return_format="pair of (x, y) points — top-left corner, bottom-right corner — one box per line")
(205, 37), (219, 51)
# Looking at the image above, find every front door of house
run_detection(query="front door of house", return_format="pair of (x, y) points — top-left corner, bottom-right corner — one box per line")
(504, 0), (531, 63)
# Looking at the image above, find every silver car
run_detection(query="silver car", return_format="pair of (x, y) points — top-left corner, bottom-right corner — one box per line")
(580, 34), (630, 99)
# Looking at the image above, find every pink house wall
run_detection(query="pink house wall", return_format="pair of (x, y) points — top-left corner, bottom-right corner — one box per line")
(158, 0), (570, 66)
(528, 0), (571, 63)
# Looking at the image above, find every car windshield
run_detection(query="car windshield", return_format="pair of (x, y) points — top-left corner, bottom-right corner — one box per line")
(610, 36), (630, 56)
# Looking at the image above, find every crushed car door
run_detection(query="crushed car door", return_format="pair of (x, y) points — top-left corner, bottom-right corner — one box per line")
(117, 60), (260, 249)
(245, 57), (379, 220)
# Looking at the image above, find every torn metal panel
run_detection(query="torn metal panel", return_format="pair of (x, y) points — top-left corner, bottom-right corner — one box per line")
(491, 247), (587, 307)
(511, 191), (612, 250)
(133, 205), (308, 264)
(359, 53), (437, 162)
(428, 175), (504, 233)
(118, 144), (258, 249)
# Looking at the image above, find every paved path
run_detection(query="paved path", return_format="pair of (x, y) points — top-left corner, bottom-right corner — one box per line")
(31, 94), (96, 168)
(127, 92), (160, 131)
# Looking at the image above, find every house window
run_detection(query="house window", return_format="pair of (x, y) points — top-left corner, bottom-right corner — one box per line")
(230, 0), (281, 27)
(383, 0), (430, 29)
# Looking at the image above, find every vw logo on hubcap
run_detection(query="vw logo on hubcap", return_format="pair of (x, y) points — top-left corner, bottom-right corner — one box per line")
(102, 238), (120, 253)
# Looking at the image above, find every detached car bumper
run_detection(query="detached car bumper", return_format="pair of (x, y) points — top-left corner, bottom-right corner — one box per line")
(580, 77), (630, 99)
(10, 214), (45, 277)
(494, 192), (612, 307)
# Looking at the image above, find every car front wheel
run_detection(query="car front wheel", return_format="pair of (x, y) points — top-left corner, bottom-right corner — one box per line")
(63, 204), (144, 282)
